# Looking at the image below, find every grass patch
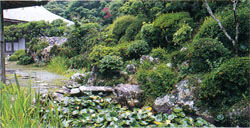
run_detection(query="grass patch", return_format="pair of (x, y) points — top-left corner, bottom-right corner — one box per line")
(47, 56), (68, 75)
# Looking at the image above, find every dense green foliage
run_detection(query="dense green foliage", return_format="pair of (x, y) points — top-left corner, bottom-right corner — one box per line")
(99, 55), (124, 75)
(150, 47), (168, 61)
(4, 20), (67, 42)
(137, 63), (178, 99)
(198, 57), (250, 110)
(111, 15), (137, 41)
(141, 24), (162, 47)
(64, 23), (100, 56)
(188, 38), (231, 73)
(127, 40), (150, 59)
(194, 5), (249, 55)
(153, 12), (193, 45)
(8, 55), (18, 61)
(8, 50), (26, 61)
(173, 24), (193, 46)
(17, 54), (34, 65)
(89, 45), (120, 66)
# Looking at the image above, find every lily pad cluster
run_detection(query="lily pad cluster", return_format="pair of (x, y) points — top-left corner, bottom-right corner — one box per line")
(41, 92), (214, 127)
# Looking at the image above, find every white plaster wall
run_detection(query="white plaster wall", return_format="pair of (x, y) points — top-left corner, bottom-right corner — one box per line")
(19, 38), (25, 50)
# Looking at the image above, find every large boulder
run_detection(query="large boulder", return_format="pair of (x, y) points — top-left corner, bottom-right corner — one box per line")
(114, 84), (144, 108)
(87, 66), (97, 86)
(153, 80), (196, 113)
(71, 73), (89, 84)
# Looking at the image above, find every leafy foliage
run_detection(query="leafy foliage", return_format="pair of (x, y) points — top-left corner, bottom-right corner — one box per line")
(98, 55), (124, 75)
(194, 5), (249, 55)
(153, 12), (193, 44)
(64, 23), (101, 56)
(173, 24), (193, 46)
(8, 55), (18, 61)
(150, 47), (168, 61)
(197, 57), (250, 110)
(40, 92), (214, 127)
(89, 45), (120, 66)
(188, 38), (231, 73)
(127, 40), (150, 59)
(141, 23), (163, 47)
(17, 54), (34, 65)
(111, 15), (137, 41)
(137, 63), (178, 99)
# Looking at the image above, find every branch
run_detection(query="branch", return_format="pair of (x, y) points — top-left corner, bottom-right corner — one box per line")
(203, 0), (235, 44)
(232, 0), (239, 43)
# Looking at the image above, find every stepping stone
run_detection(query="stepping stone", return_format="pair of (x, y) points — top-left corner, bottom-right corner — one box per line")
(79, 86), (114, 92)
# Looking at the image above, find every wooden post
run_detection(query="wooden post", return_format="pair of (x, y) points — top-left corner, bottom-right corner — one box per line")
(0, 2), (6, 84)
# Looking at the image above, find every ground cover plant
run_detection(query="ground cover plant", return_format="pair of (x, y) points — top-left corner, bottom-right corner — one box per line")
(41, 92), (215, 127)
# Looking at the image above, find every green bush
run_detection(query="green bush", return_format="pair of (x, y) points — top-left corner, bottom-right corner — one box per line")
(153, 12), (193, 44)
(13, 49), (26, 59)
(127, 40), (150, 59)
(68, 55), (91, 69)
(89, 45), (120, 66)
(168, 50), (188, 68)
(98, 55), (123, 75)
(8, 55), (18, 61)
(194, 6), (249, 55)
(173, 24), (193, 46)
(197, 57), (250, 110)
(120, 18), (144, 42)
(137, 63), (178, 99)
(150, 47), (168, 61)
(141, 24), (163, 47)
(112, 15), (137, 40)
(17, 55), (33, 65)
(188, 38), (231, 73)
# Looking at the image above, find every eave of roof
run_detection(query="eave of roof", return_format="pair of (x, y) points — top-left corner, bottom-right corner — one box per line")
(1, 1), (48, 9)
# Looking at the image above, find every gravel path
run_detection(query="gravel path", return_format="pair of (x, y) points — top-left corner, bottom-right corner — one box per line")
(5, 61), (68, 93)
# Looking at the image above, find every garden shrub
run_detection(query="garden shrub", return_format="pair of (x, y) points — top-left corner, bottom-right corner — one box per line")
(197, 57), (250, 110)
(127, 40), (150, 59)
(115, 42), (132, 60)
(68, 55), (91, 69)
(89, 45), (120, 66)
(65, 23), (100, 56)
(153, 12), (193, 44)
(8, 55), (18, 61)
(173, 24), (193, 46)
(120, 18), (144, 42)
(141, 24), (163, 47)
(168, 49), (188, 68)
(12, 49), (26, 59)
(98, 55), (123, 75)
(17, 55), (34, 65)
(188, 38), (231, 73)
(150, 47), (168, 61)
(112, 15), (137, 40)
(194, 6), (249, 55)
(137, 63), (178, 99)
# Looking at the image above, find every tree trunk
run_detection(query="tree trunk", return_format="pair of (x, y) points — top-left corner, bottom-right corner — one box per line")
(0, 3), (6, 84)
